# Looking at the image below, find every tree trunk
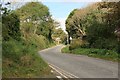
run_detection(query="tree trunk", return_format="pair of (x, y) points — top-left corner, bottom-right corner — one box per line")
(48, 29), (52, 41)
(68, 32), (71, 44)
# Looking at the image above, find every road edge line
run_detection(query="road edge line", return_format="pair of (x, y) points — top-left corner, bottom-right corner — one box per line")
(49, 64), (68, 78)
(48, 63), (79, 78)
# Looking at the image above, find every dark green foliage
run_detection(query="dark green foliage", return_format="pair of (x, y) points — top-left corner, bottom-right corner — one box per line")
(1, 3), (21, 41)
(2, 2), (55, 77)
(86, 21), (118, 50)
(67, 9), (77, 19)
(66, 2), (119, 53)
(2, 12), (21, 41)
(2, 39), (51, 78)
(16, 2), (55, 42)
(16, 2), (49, 21)
(117, 42), (120, 54)
(62, 46), (118, 61)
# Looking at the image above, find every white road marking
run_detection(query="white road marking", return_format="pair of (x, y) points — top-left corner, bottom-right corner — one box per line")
(56, 76), (62, 78)
(56, 76), (64, 80)
(48, 63), (79, 78)
(49, 64), (68, 78)
(51, 70), (54, 73)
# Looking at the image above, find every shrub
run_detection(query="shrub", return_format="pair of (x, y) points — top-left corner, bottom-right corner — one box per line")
(2, 39), (51, 77)
(28, 34), (50, 50)
(2, 13), (21, 41)
(69, 39), (86, 50)
(80, 43), (90, 48)
(61, 46), (71, 53)
(88, 49), (107, 55)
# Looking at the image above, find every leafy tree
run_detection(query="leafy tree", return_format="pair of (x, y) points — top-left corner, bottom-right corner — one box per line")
(1, 3), (21, 41)
(52, 28), (67, 44)
(16, 2), (56, 41)
(66, 2), (119, 51)
(65, 3), (99, 42)
(65, 9), (77, 44)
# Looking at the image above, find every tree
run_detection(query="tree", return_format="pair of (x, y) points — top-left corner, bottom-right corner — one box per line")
(65, 3), (99, 40)
(85, 2), (119, 49)
(1, 3), (21, 41)
(52, 28), (67, 44)
(66, 2), (119, 50)
(16, 2), (56, 41)
(65, 9), (78, 44)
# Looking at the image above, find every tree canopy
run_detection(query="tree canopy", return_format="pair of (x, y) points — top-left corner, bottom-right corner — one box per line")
(16, 2), (57, 41)
(66, 2), (120, 50)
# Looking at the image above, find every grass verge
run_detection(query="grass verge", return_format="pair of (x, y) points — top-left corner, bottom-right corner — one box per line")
(2, 38), (54, 78)
(61, 46), (118, 62)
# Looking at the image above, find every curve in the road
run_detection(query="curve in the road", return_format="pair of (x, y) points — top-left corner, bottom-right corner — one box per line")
(39, 45), (118, 78)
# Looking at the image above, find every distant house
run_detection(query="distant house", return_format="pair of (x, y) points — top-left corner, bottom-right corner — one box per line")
(55, 37), (61, 44)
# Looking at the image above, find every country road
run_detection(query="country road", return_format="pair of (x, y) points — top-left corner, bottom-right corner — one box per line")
(39, 45), (118, 78)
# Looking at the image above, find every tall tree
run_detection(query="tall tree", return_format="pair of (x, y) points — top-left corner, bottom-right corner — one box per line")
(66, 2), (119, 50)
(16, 2), (55, 41)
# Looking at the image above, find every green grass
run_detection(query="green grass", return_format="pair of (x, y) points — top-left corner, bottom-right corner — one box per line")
(61, 46), (71, 53)
(2, 38), (54, 78)
(61, 46), (118, 62)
